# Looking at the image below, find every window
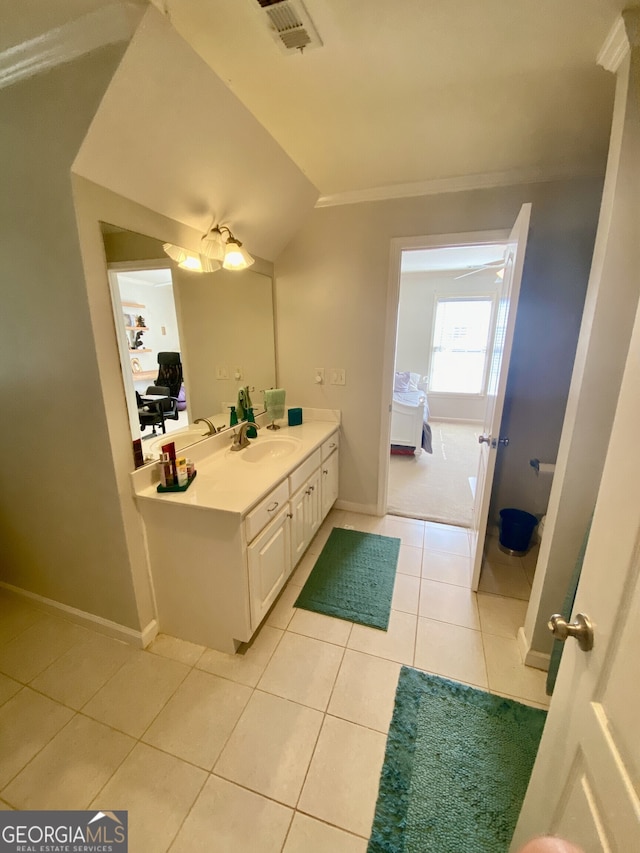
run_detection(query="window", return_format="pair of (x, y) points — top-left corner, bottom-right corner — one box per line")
(429, 297), (494, 394)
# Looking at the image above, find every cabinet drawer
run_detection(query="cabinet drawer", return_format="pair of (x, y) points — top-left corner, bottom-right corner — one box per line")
(245, 480), (289, 543)
(289, 449), (321, 495)
(321, 432), (339, 461)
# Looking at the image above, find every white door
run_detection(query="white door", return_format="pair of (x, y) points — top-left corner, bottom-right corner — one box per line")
(470, 204), (531, 590)
(511, 287), (640, 850)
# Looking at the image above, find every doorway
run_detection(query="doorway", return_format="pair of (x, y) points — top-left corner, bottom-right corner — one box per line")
(386, 240), (508, 527)
(108, 263), (189, 449)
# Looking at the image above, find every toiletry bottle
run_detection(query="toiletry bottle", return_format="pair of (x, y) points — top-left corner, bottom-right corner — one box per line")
(161, 441), (177, 481)
(229, 405), (238, 427)
(246, 407), (257, 438)
(159, 453), (175, 488)
(185, 458), (195, 479)
(175, 456), (188, 487)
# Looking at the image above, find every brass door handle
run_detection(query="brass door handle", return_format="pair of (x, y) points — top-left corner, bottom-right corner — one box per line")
(548, 613), (594, 652)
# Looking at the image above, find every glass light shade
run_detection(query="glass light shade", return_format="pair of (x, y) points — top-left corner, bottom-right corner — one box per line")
(162, 243), (221, 273)
(223, 239), (255, 271)
(200, 228), (226, 261)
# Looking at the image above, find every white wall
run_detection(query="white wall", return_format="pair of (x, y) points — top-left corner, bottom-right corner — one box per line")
(0, 45), (149, 630)
(396, 268), (500, 421)
(275, 177), (603, 515)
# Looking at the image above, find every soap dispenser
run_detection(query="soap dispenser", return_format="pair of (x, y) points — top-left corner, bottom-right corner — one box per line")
(246, 407), (257, 438)
(229, 405), (238, 427)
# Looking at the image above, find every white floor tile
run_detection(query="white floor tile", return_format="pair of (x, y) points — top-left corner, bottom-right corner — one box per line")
(90, 743), (206, 853)
(30, 631), (134, 710)
(483, 633), (550, 705)
(0, 674), (21, 708)
(348, 610), (417, 665)
(478, 558), (531, 600)
(287, 608), (352, 645)
(215, 690), (323, 806)
(258, 632), (344, 711)
(142, 669), (252, 769)
(196, 625), (283, 688)
(267, 582), (303, 630)
(377, 516), (425, 548)
(0, 597), (43, 646)
(283, 812), (367, 852)
(477, 593), (528, 639)
(392, 573), (420, 615)
(414, 617), (488, 689)
(396, 544), (422, 577)
(0, 688), (73, 789)
(423, 524), (470, 556)
(328, 649), (401, 734)
(82, 651), (189, 738)
(418, 579), (480, 630)
(0, 616), (88, 682)
(2, 715), (134, 810)
(421, 549), (472, 587)
(298, 715), (386, 837)
(171, 775), (292, 853)
(288, 551), (318, 588)
(484, 533), (527, 566)
(147, 633), (205, 667)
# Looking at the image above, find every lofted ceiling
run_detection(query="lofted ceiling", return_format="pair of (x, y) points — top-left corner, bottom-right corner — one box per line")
(148, 0), (626, 201)
(3, 0), (627, 206)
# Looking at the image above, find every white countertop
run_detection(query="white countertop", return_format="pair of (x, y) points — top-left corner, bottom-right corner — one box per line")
(133, 418), (339, 516)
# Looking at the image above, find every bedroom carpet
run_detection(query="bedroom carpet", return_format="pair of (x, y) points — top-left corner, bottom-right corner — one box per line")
(387, 420), (480, 527)
(294, 528), (400, 629)
(368, 668), (547, 853)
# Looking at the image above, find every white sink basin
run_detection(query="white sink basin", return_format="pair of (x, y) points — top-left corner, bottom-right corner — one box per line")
(241, 437), (301, 463)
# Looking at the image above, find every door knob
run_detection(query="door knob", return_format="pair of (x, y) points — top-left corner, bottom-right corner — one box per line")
(548, 613), (594, 652)
(478, 434), (491, 444)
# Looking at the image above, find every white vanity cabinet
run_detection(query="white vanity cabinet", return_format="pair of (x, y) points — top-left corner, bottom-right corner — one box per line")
(247, 505), (291, 628)
(136, 422), (339, 653)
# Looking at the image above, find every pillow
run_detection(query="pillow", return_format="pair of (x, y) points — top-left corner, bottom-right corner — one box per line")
(408, 372), (421, 391)
(394, 371), (410, 392)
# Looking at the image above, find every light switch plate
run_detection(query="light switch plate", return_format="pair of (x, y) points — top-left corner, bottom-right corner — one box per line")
(216, 366), (229, 380)
(314, 368), (325, 384)
(330, 369), (346, 385)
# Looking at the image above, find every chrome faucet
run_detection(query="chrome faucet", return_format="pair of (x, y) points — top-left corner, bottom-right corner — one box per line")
(230, 420), (261, 451)
(194, 417), (218, 436)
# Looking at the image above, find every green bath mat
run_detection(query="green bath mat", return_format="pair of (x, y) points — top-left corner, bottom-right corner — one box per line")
(294, 528), (400, 630)
(369, 668), (547, 853)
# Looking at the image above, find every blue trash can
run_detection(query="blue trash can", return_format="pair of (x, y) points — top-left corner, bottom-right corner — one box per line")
(499, 508), (538, 555)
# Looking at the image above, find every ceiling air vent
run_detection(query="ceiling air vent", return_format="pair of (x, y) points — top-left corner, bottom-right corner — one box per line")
(253, 0), (323, 55)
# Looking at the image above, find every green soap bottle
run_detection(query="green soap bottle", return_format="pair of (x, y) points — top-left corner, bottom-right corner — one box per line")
(246, 407), (257, 438)
(229, 405), (238, 427)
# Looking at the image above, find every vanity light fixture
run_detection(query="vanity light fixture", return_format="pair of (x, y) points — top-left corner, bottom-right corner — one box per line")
(162, 242), (221, 273)
(200, 225), (255, 271)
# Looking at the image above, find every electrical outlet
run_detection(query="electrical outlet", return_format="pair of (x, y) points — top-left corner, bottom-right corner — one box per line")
(330, 369), (346, 385)
(216, 366), (229, 380)
(314, 368), (325, 384)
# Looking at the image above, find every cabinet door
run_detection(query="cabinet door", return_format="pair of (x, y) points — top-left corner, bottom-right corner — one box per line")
(290, 484), (308, 568)
(306, 467), (322, 543)
(321, 450), (339, 519)
(247, 508), (291, 629)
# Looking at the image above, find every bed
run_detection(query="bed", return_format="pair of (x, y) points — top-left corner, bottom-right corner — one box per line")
(391, 372), (433, 455)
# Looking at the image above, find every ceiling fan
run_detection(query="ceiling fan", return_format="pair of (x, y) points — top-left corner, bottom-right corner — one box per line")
(454, 259), (506, 280)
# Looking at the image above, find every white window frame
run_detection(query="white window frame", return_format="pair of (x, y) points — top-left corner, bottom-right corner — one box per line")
(426, 291), (498, 397)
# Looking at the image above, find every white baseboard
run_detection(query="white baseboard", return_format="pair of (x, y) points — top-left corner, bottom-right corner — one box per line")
(518, 626), (550, 672)
(334, 500), (380, 516)
(0, 581), (157, 648)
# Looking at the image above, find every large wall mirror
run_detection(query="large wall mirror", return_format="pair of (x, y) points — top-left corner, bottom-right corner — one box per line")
(101, 223), (277, 462)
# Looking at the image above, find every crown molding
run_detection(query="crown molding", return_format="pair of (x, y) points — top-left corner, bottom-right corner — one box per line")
(314, 163), (604, 208)
(0, 1), (145, 91)
(596, 15), (629, 73)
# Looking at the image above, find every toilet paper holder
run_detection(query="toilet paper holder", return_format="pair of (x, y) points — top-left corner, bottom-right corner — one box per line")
(530, 458), (556, 475)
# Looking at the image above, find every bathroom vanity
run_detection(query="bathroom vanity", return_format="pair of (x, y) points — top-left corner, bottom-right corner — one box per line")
(132, 413), (340, 652)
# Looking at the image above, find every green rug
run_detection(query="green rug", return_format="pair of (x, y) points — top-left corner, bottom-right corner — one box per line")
(369, 668), (547, 853)
(294, 528), (400, 630)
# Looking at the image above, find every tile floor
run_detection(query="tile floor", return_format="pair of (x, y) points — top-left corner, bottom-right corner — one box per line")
(0, 510), (548, 852)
